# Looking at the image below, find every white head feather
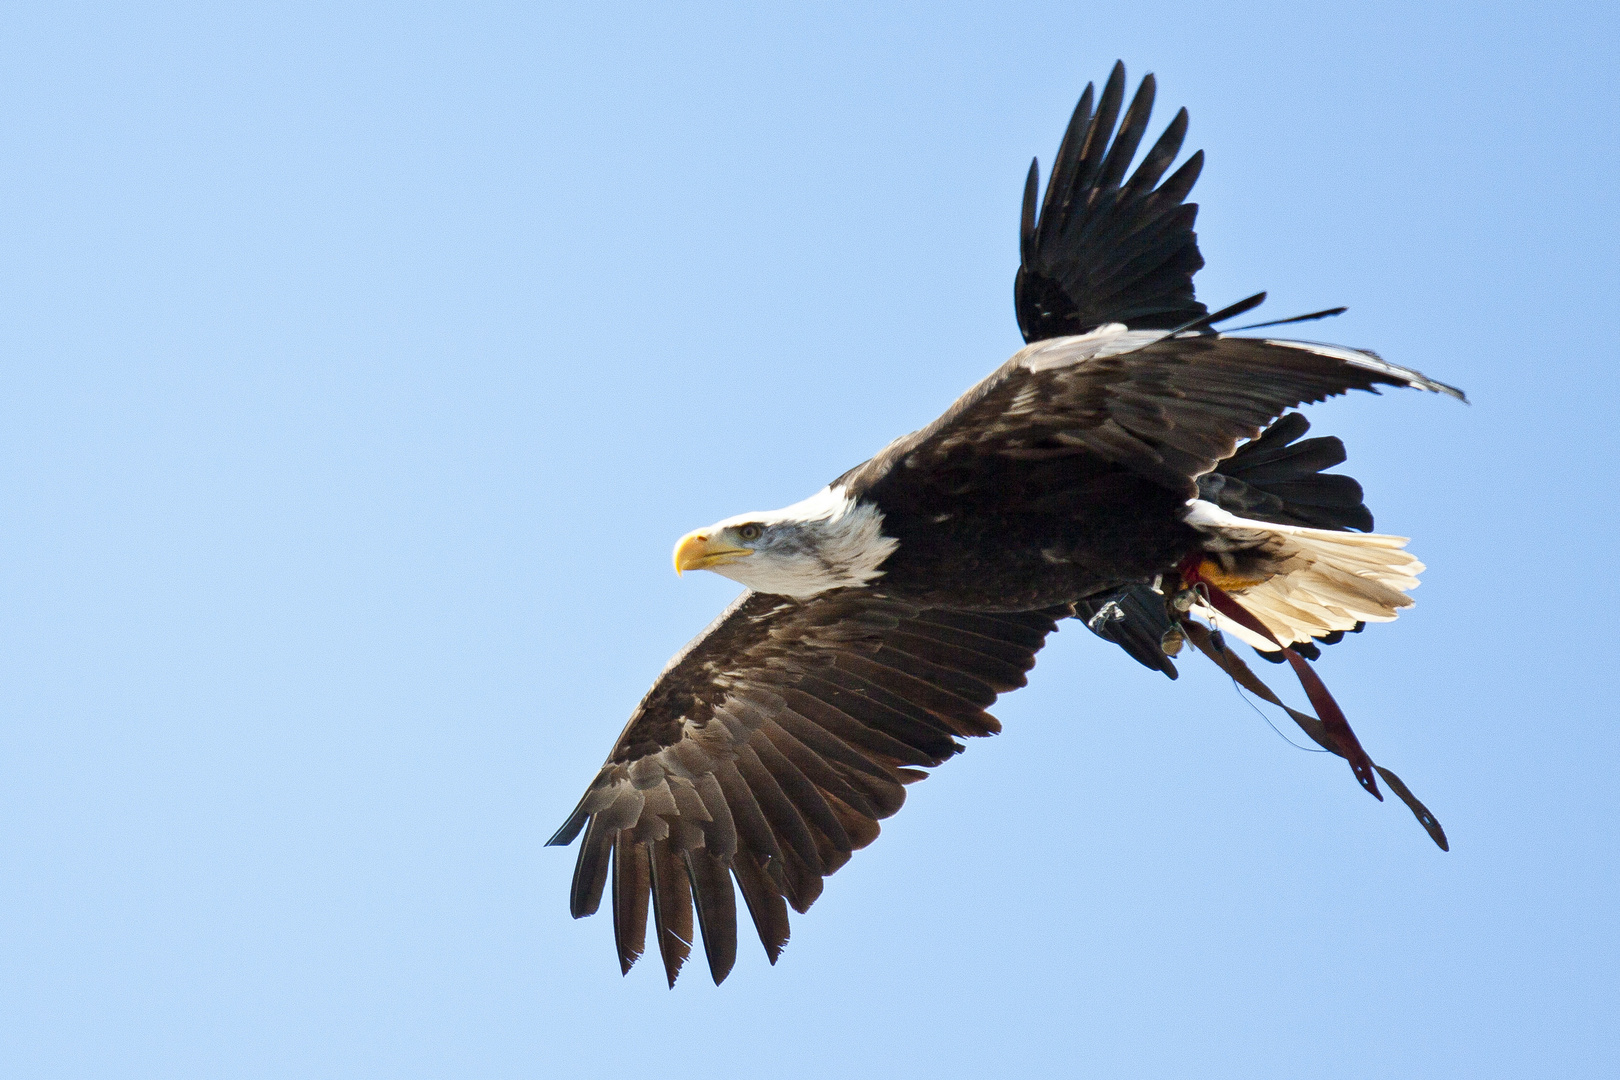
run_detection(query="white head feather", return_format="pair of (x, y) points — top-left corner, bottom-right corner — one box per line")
(694, 485), (898, 599)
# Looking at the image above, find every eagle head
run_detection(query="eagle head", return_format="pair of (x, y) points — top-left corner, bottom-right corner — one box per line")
(672, 485), (898, 600)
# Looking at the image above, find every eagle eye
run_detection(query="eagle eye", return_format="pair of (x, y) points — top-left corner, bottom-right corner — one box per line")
(737, 524), (763, 541)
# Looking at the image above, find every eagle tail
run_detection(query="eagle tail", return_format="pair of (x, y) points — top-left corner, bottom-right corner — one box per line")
(1182, 501), (1423, 652)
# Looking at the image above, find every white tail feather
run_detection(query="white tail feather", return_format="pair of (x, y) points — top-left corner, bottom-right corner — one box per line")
(1182, 500), (1425, 649)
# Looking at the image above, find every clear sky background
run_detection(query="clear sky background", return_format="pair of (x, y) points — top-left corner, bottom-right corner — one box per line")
(4, 3), (1617, 1077)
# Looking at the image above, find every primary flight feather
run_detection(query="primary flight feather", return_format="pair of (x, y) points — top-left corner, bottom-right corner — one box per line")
(550, 62), (1462, 986)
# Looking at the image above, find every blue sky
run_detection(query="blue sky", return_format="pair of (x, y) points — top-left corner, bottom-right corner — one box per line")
(4, 2), (1617, 1077)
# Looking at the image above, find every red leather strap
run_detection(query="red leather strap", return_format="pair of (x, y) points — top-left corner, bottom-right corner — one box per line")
(1180, 558), (1383, 801)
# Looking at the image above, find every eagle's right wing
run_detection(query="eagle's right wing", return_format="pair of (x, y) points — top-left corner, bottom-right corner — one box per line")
(1015, 62), (1208, 341)
(548, 590), (1066, 986)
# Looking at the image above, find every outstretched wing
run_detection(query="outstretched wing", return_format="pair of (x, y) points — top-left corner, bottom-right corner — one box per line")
(1016, 62), (1208, 341)
(548, 590), (1066, 985)
(842, 330), (1465, 502)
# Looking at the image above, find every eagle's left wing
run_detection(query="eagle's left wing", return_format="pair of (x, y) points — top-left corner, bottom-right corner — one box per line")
(842, 330), (1464, 501)
(548, 590), (1067, 985)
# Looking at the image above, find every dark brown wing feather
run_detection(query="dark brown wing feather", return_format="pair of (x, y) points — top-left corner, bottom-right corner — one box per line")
(548, 590), (1066, 985)
(840, 331), (1463, 502)
(1198, 412), (1375, 532)
(1016, 62), (1208, 340)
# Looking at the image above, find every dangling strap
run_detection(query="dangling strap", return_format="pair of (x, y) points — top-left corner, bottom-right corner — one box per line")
(1180, 622), (1448, 851)
(1179, 557), (1382, 801)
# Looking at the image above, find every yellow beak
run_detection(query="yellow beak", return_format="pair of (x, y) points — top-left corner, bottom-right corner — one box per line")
(673, 531), (754, 575)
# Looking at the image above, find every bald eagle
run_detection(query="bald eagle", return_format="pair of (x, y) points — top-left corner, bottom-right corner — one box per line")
(550, 63), (1463, 986)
